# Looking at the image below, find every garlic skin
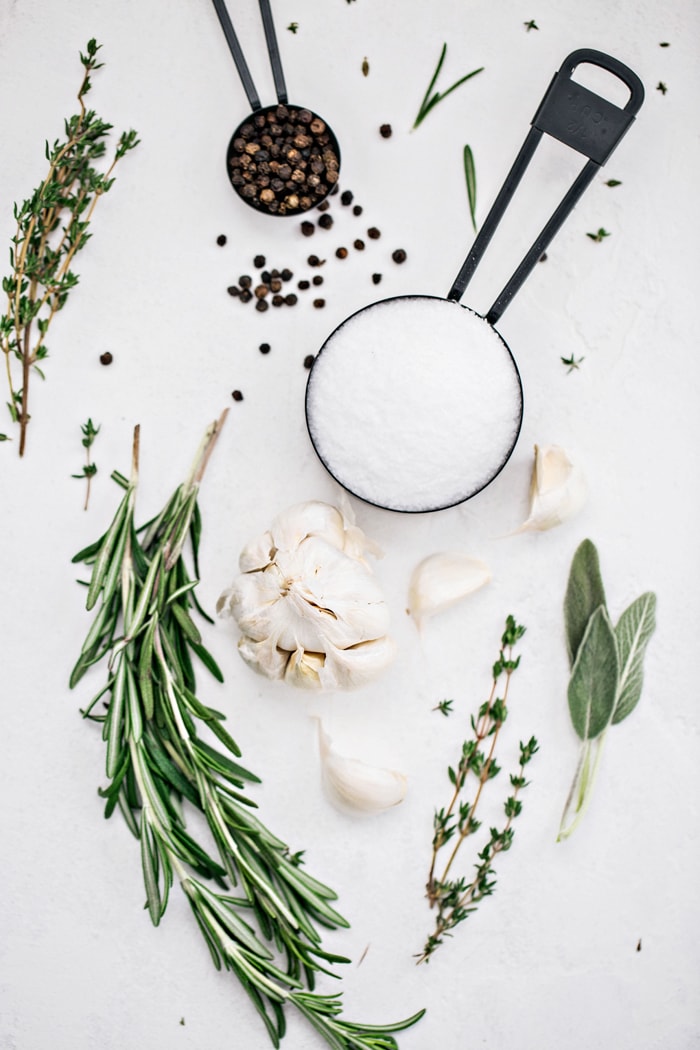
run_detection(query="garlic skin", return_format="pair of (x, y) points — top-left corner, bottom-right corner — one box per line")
(217, 501), (395, 690)
(516, 444), (587, 533)
(317, 721), (407, 816)
(408, 552), (491, 627)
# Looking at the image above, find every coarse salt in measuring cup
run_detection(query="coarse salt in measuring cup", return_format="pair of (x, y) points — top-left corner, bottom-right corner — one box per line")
(305, 296), (523, 513)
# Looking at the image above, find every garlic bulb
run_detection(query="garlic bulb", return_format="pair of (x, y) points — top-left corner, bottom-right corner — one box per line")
(408, 552), (491, 627)
(516, 444), (587, 533)
(317, 721), (407, 815)
(217, 500), (395, 690)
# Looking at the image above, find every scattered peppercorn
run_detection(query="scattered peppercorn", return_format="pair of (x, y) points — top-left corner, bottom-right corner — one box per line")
(301, 221), (315, 236)
(539, 253), (547, 263)
(312, 274), (324, 286)
(371, 273), (382, 285)
(352, 204), (363, 216)
(281, 268), (293, 281)
(392, 248), (407, 263)
(340, 189), (354, 206)
(254, 284), (269, 298)
(285, 293), (298, 306)
(313, 298), (326, 308)
(227, 285), (240, 296)
(318, 213), (334, 229)
(255, 299), (269, 311)
(254, 254), (266, 268)
(353, 239), (365, 251)
(259, 342), (271, 354)
(367, 226), (381, 239)
(308, 254), (322, 266)
(317, 200), (330, 212)
(272, 294), (285, 306)
(336, 247), (348, 259)
(379, 124), (392, 138)
(217, 234), (227, 246)
(239, 288), (253, 302)
(304, 355), (315, 369)
(99, 351), (113, 366)
(298, 279), (310, 290)
(239, 275), (252, 288)
(232, 389), (244, 401)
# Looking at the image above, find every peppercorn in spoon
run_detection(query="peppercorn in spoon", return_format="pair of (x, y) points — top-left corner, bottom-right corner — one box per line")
(210, 0), (341, 215)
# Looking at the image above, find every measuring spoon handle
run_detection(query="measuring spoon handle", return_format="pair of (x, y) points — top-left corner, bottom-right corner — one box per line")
(259, 0), (288, 105)
(448, 49), (645, 322)
(211, 0), (261, 110)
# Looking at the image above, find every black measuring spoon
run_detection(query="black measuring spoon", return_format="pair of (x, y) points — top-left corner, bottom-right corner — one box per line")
(211, 0), (341, 216)
(305, 49), (644, 513)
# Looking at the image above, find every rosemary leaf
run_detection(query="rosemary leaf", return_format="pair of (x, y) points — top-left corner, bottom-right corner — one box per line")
(463, 145), (477, 232)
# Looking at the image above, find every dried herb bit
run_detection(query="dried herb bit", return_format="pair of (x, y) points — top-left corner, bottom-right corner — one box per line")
(561, 353), (584, 373)
(379, 123), (393, 138)
(287, 21), (299, 33)
(413, 44), (484, 129)
(70, 415), (424, 1048)
(433, 699), (454, 717)
(586, 228), (611, 242)
(463, 144), (478, 233)
(558, 540), (657, 841)
(656, 81), (668, 94)
(362, 56), (370, 77)
(605, 179), (622, 187)
(524, 19), (539, 31)
(1, 39), (139, 457)
(419, 617), (536, 963)
(659, 41), (670, 47)
(71, 418), (100, 510)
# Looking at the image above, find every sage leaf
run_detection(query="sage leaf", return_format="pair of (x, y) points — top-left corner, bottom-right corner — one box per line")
(564, 538), (607, 667)
(612, 592), (657, 724)
(567, 605), (618, 740)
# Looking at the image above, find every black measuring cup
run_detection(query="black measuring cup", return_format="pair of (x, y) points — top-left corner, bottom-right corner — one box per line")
(305, 49), (644, 513)
(211, 0), (341, 215)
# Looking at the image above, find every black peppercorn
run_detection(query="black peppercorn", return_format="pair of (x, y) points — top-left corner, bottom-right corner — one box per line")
(307, 254), (324, 267)
(317, 200), (330, 212)
(281, 268), (293, 281)
(367, 227), (381, 239)
(379, 123), (393, 138)
(259, 342), (271, 354)
(301, 221), (315, 236)
(336, 247), (348, 259)
(255, 299), (269, 311)
(232, 389), (244, 401)
(272, 294), (284, 306)
(239, 288), (253, 303)
(318, 213), (333, 229)
(239, 274), (252, 288)
(340, 189), (354, 206)
(298, 279), (310, 290)
(352, 204), (363, 216)
(217, 234), (227, 246)
(303, 354), (315, 369)
(227, 285), (240, 296)
(254, 254), (266, 268)
(285, 293), (298, 306)
(353, 239), (365, 251)
(392, 249), (407, 263)
(99, 351), (113, 365)
(371, 273), (382, 285)
(312, 275), (324, 286)
(313, 298), (326, 308)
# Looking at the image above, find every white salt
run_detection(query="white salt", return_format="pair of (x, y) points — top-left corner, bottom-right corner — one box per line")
(305, 295), (523, 513)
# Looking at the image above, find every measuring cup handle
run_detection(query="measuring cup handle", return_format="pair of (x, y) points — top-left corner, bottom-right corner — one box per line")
(259, 0), (289, 105)
(211, 0), (262, 110)
(448, 49), (644, 316)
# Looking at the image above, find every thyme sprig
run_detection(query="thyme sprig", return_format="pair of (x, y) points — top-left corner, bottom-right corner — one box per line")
(70, 413), (424, 1048)
(413, 44), (483, 129)
(71, 417), (100, 509)
(418, 617), (537, 963)
(1, 39), (138, 456)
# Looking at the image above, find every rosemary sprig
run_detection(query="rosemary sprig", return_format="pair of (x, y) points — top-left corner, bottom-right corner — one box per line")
(413, 44), (483, 129)
(418, 617), (537, 963)
(1, 39), (138, 456)
(70, 413), (424, 1048)
(71, 417), (100, 510)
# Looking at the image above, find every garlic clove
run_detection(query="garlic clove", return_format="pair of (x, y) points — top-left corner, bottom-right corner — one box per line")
(408, 552), (491, 627)
(270, 501), (346, 554)
(284, 647), (325, 689)
(320, 635), (397, 690)
(317, 721), (407, 815)
(237, 633), (289, 681)
(238, 529), (276, 573)
(516, 444), (587, 533)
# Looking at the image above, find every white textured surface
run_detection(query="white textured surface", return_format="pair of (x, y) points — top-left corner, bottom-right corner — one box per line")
(306, 297), (522, 511)
(1, 1), (699, 1049)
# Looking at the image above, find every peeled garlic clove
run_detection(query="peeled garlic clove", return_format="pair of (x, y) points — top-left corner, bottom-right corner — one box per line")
(317, 722), (407, 815)
(408, 552), (491, 627)
(516, 444), (587, 533)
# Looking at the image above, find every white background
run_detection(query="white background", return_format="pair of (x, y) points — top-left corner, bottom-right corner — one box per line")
(1, 1), (698, 1048)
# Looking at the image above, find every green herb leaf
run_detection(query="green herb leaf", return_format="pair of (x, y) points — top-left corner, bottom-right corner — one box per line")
(564, 539), (608, 667)
(463, 144), (477, 233)
(567, 605), (619, 740)
(612, 592), (657, 724)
